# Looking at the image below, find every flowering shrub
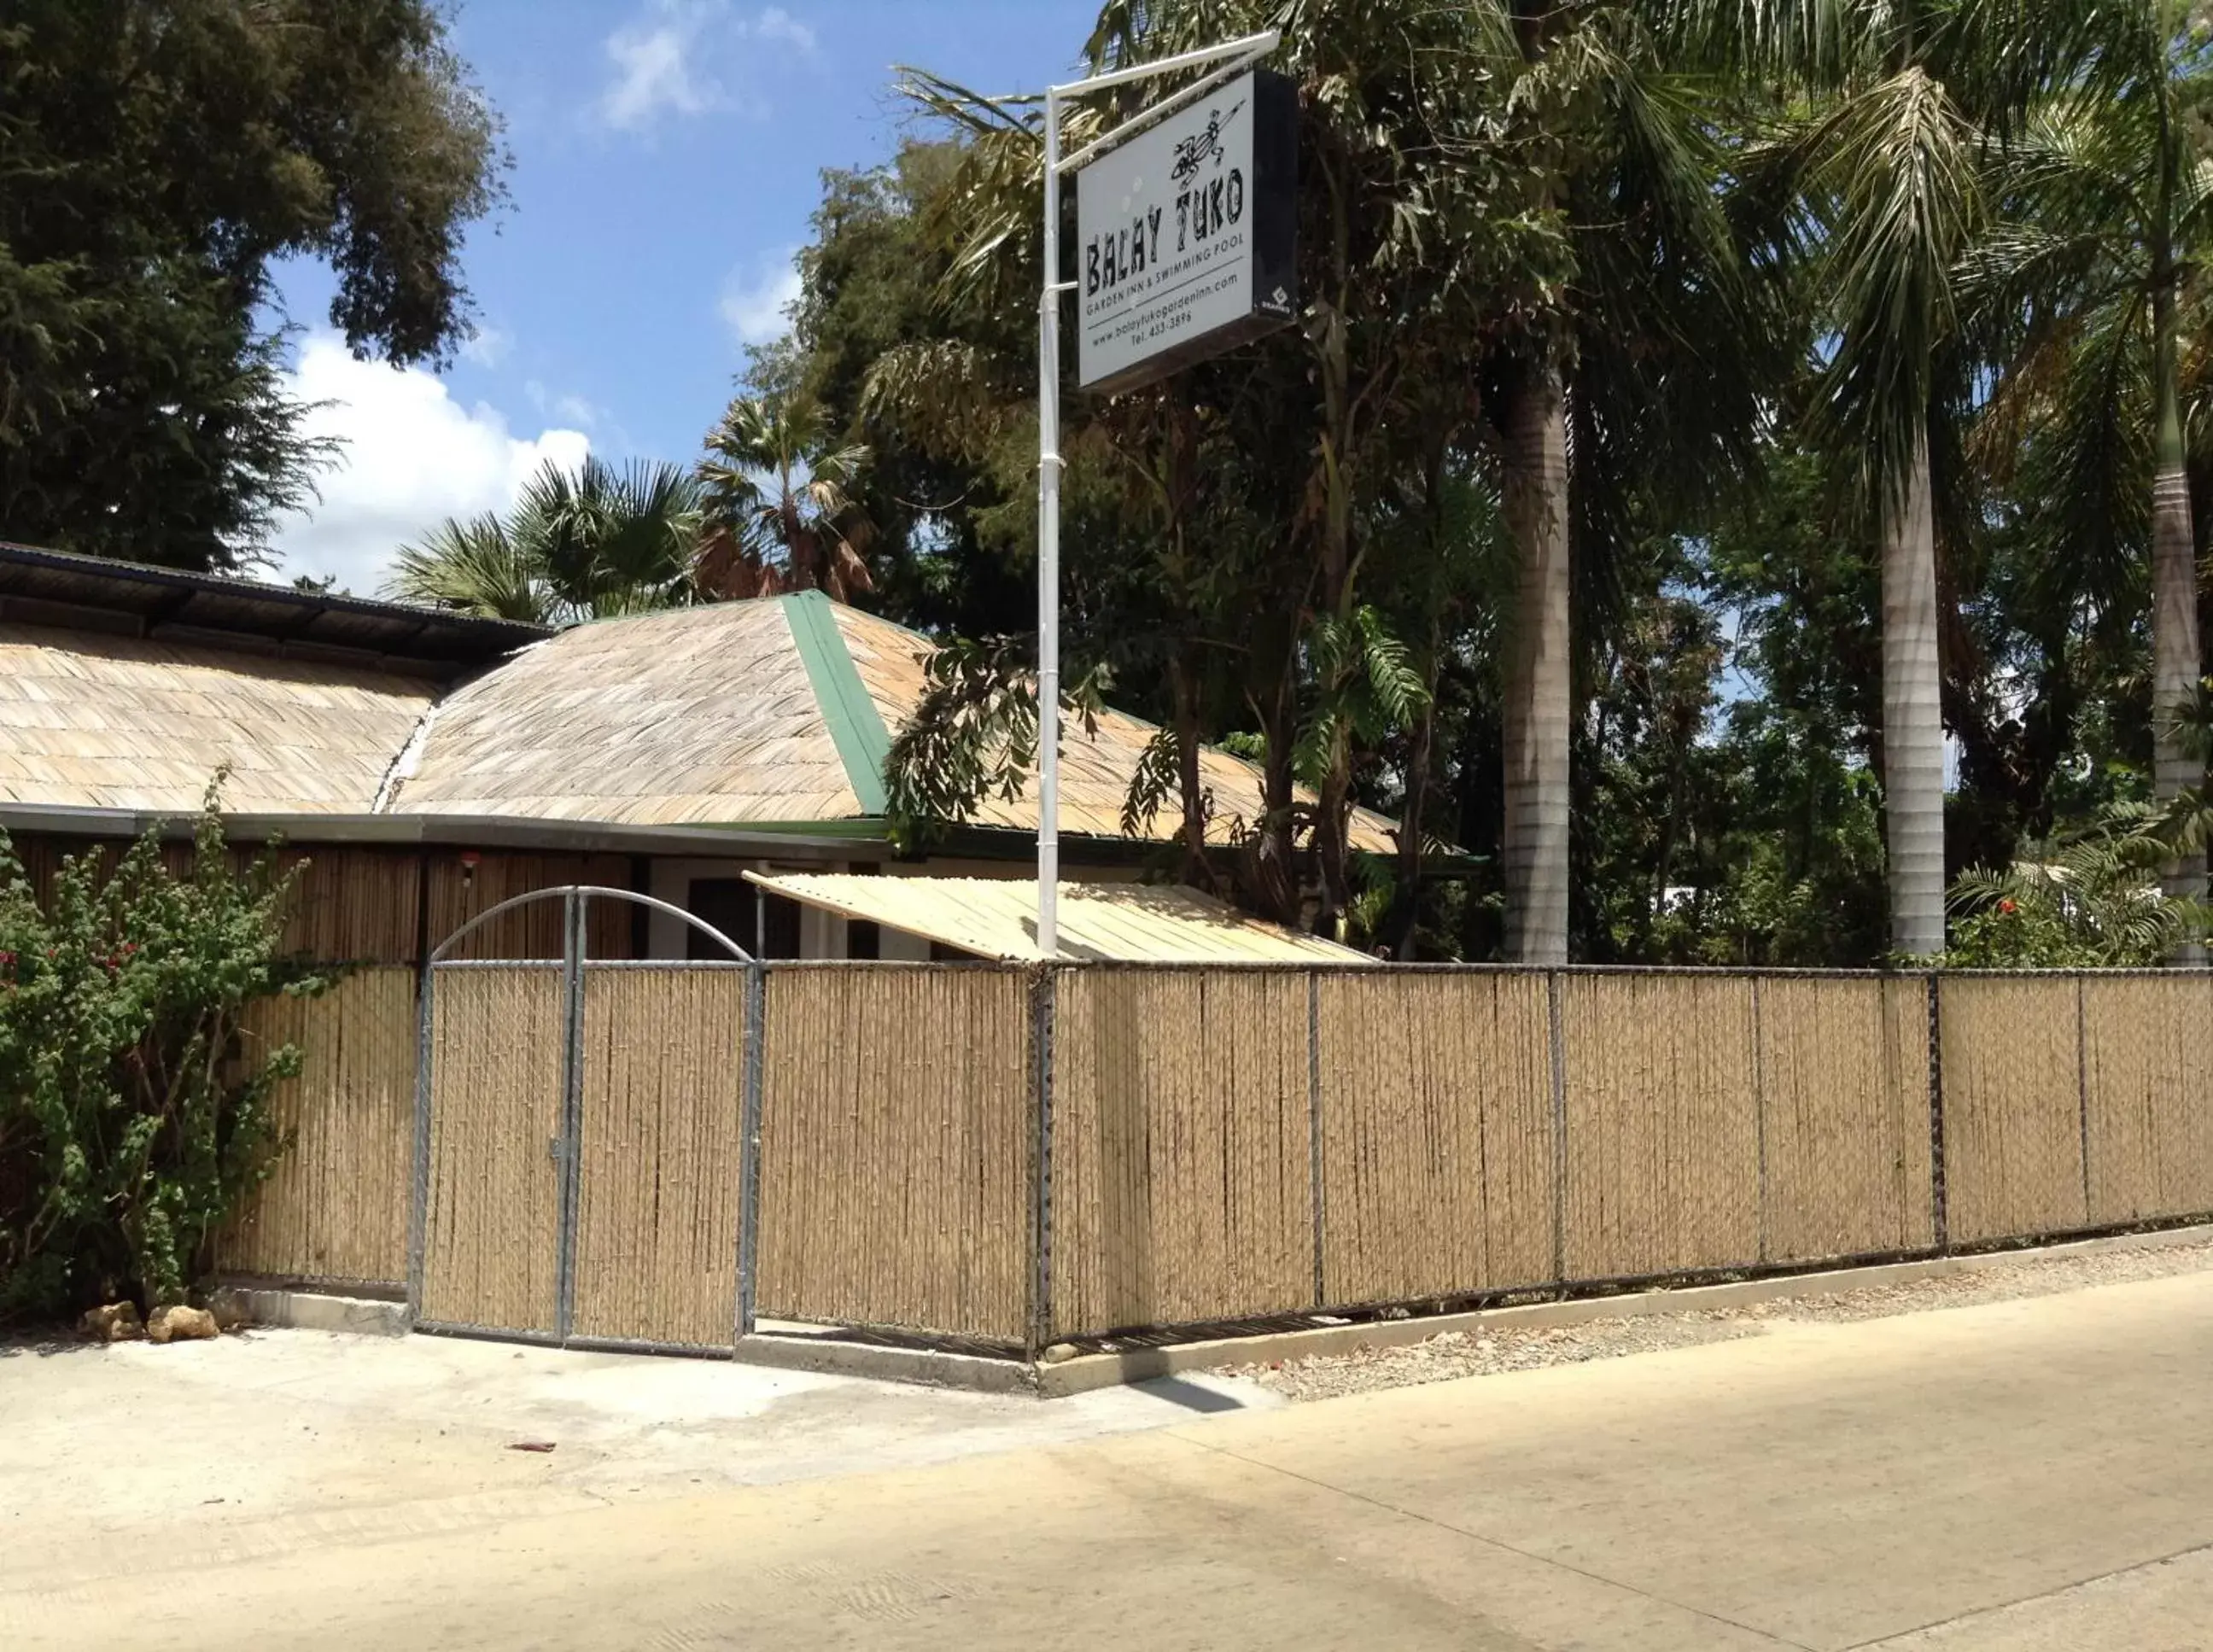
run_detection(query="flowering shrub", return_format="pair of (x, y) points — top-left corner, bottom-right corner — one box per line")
(0, 791), (318, 1318)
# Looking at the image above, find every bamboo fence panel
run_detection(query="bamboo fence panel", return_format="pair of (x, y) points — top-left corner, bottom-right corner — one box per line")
(1757, 978), (1935, 1262)
(1049, 967), (1312, 1338)
(1562, 974), (1760, 1278)
(218, 967), (417, 1284)
(1940, 977), (2088, 1243)
(570, 967), (748, 1347)
(756, 967), (1031, 1341)
(1313, 972), (1553, 1305)
(2082, 976), (2213, 1225)
(418, 966), (567, 1334)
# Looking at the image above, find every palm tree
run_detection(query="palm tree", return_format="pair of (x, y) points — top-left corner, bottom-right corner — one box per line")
(1971, 8), (2213, 925)
(1491, 1), (1790, 963)
(696, 394), (874, 602)
(386, 456), (703, 624)
(1668, 0), (2103, 958)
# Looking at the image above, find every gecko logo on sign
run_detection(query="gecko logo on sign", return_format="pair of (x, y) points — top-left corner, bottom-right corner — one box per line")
(1075, 68), (1296, 396)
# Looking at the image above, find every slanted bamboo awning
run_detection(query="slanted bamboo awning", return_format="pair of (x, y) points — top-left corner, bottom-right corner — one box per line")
(744, 871), (1366, 964)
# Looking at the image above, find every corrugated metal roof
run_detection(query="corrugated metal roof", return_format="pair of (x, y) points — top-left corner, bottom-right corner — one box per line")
(745, 872), (1366, 964)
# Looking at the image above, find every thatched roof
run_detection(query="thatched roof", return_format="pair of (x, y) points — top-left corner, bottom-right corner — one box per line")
(382, 602), (863, 825)
(0, 623), (436, 814)
(832, 603), (1398, 852)
(385, 593), (1397, 852)
(0, 556), (1402, 854)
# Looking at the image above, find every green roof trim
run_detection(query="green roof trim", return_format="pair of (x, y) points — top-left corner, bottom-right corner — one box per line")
(782, 590), (891, 817)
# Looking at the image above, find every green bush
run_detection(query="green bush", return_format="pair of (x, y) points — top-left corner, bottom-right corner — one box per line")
(1944, 803), (2204, 968)
(0, 793), (318, 1319)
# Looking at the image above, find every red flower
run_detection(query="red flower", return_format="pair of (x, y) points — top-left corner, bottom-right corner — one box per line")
(1998, 898), (2018, 915)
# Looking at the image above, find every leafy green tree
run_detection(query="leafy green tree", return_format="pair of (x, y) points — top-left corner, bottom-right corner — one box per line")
(387, 457), (704, 624)
(1947, 802), (2203, 965)
(0, 794), (316, 1317)
(1484, 0), (1793, 965)
(1668, 0), (2111, 956)
(1972, 7), (2213, 927)
(0, 0), (505, 570)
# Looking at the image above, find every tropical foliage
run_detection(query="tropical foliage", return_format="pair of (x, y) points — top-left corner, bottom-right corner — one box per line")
(741, 0), (2213, 965)
(41, 0), (2213, 969)
(387, 457), (707, 625)
(0, 792), (317, 1319)
(0, 0), (505, 570)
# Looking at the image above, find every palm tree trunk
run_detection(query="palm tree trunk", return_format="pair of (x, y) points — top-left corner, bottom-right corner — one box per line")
(2150, 275), (2204, 930)
(1881, 430), (1946, 957)
(1501, 361), (1571, 965)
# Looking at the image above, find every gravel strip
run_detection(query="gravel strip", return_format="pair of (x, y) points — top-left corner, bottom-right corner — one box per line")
(1222, 1234), (2213, 1403)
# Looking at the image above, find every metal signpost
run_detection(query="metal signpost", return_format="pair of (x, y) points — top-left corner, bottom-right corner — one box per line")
(1033, 30), (1292, 954)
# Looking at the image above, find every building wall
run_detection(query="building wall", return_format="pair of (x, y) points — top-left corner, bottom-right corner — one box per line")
(3, 834), (639, 964)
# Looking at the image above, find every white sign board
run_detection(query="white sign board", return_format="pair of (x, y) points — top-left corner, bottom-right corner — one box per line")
(1075, 68), (1296, 395)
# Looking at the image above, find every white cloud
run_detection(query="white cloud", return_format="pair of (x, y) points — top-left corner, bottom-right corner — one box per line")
(599, 1), (723, 132)
(720, 249), (803, 347)
(268, 334), (590, 596)
(524, 379), (606, 431)
(753, 6), (815, 50)
(458, 324), (511, 368)
(596, 2), (817, 133)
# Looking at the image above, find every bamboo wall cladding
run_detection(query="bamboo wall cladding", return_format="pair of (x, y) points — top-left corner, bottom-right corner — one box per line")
(1757, 978), (1935, 1262)
(570, 967), (748, 1347)
(1050, 968), (1312, 1338)
(1314, 972), (1552, 1305)
(418, 966), (568, 1334)
(2082, 976), (2213, 1225)
(1940, 977), (2087, 1243)
(1562, 974), (1759, 1278)
(427, 855), (634, 960)
(219, 968), (417, 1284)
(272, 849), (421, 964)
(756, 967), (1031, 1341)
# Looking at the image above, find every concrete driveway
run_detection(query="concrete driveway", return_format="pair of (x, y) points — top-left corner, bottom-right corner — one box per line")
(7, 1264), (2213, 1649)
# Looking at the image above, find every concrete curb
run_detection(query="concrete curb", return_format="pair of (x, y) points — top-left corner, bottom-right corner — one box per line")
(731, 1331), (1036, 1395)
(1034, 1223), (2213, 1398)
(211, 1286), (408, 1339)
(214, 1223), (2213, 1395)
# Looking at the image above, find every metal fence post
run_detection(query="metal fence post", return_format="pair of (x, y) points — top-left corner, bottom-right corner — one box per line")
(1548, 969), (1568, 1292)
(553, 890), (587, 1345)
(1751, 974), (1768, 1266)
(1028, 965), (1056, 1363)
(1928, 972), (1948, 1254)
(2076, 972), (2093, 1223)
(406, 958), (436, 1323)
(1307, 970), (1326, 1311)
(735, 960), (768, 1341)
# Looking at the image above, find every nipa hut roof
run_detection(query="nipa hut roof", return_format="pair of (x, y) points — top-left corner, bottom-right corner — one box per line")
(0, 560), (1401, 854)
(0, 622), (436, 814)
(384, 593), (1398, 852)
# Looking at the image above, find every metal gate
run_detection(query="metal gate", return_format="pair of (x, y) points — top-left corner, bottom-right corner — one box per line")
(406, 887), (765, 1353)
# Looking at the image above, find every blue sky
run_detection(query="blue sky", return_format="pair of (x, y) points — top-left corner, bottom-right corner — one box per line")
(268, 0), (1099, 593)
